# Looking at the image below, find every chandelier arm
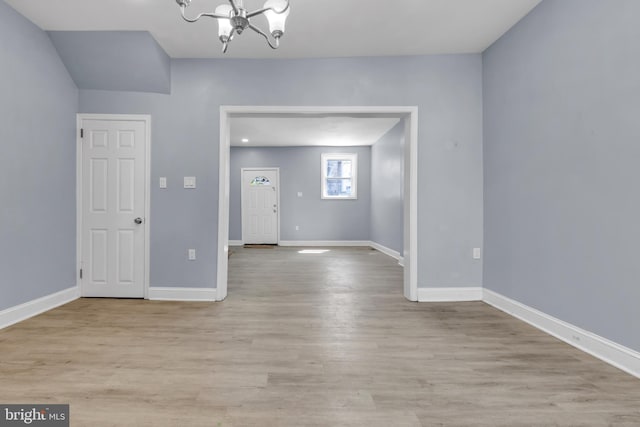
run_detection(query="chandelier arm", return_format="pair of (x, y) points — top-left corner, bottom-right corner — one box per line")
(248, 23), (280, 49)
(246, 1), (290, 19)
(179, 5), (229, 23)
(228, 0), (240, 15)
(222, 27), (236, 53)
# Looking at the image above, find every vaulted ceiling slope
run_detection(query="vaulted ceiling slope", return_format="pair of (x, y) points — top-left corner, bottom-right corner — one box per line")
(48, 31), (171, 94)
(6, 0), (542, 59)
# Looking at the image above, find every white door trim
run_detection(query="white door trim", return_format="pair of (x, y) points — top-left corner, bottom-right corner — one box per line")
(217, 106), (418, 302)
(240, 167), (280, 244)
(76, 114), (151, 299)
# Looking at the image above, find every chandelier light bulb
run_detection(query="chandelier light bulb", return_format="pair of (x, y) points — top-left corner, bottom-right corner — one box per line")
(263, 0), (290, 38)
(215, 4), (233, 41)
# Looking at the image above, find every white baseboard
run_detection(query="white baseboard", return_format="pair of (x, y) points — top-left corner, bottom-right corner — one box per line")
(228, 240), (243, 246)
(418, 287), (483, 302)
(148, 287), (217, 302)
(278, 240), (371, 247)
(0, 286), (80, 330)
(369, 241), (404, 266)
(483, 289), (640, 379)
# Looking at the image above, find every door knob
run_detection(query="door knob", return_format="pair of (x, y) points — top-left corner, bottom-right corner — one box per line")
(134, 217), (143, 224)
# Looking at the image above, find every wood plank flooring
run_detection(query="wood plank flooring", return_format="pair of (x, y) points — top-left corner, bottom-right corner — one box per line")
(1, 246), (639, 426)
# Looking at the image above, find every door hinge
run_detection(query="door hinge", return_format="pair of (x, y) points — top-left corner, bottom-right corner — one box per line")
(80, 128), (84, 138)
(79, 268), (83, 279)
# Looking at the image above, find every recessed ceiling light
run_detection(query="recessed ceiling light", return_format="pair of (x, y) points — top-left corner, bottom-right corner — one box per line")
(241, 138), (249, 143)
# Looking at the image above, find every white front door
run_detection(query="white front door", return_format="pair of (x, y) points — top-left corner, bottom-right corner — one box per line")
(80, 117), (148, 298)
(242, 169), (279, 244)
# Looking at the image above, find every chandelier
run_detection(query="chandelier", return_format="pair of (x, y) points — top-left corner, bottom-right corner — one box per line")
(175, 0), (291, 53)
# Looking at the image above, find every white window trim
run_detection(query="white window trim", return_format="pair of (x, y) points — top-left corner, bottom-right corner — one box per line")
(321, 152), (358, 200)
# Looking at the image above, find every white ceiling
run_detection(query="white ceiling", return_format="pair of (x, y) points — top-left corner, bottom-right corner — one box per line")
(230, 116), (401, 147)
(6, 0), (542, 59)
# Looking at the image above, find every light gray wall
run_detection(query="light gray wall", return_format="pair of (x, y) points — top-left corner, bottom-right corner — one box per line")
(79, 54), (483, 289)
(48, 31), (171, 94)
(229, 146), (371, 242)
(0, 1), (78, 311)
(483, 0), (640, 351)
(370, 122), (404, 254)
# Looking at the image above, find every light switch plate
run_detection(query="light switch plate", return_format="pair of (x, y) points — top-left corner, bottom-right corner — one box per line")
(159, 177), (167, 188)
(184, 177), (196, 189)
(473, 248), (481, 260)
(188, 249), (196, 260)
(297, 192), (303, 197)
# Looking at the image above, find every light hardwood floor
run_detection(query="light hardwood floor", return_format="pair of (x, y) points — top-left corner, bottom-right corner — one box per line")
(1, 246), (639, 426)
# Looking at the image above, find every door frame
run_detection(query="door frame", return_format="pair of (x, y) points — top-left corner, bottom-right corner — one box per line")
(76, 114), (151, 299)
(240, 167), (281, 245)
(217, 106), (418, 302)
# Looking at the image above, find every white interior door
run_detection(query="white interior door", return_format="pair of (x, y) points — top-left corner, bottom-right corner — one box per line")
(80, 117), (148, 298)
(242, 169), (279, 244)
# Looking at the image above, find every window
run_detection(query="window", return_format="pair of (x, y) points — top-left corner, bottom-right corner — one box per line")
(321, 153), (357, 199)
(250, 176), (271, 186)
